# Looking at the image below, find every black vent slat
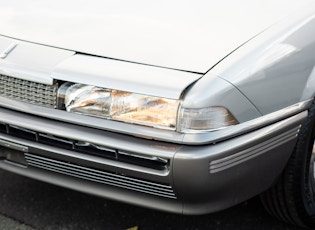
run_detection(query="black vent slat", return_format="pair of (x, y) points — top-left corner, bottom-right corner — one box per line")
(38, 133), (73, 150)
(0, 123), (7, 133)
(74, 142), (117, 159)
(118, 151), (168, 170)
(9, 126), (37, 141)
(0, 123), (169, 171)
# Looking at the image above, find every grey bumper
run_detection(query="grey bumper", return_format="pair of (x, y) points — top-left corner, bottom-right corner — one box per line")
(0, 107), (307, 214)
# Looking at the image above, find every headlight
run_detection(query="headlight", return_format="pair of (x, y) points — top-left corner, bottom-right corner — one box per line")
(57, 82), (238, 132)
(57, 82), (180, 129)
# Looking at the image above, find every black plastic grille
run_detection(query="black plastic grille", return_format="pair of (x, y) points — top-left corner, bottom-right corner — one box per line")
(0, 74), (58, 108)
(0, 122), (169, 171)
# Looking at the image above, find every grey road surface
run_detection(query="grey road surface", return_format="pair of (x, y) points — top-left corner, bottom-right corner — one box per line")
(0, 215), (34, 230)
(0, 169), (304, 230)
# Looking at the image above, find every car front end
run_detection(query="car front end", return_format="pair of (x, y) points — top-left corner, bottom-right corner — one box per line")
(1, 0), (315, 222)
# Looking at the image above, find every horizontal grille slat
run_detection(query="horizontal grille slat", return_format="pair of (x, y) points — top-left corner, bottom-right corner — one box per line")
(209, 125), (301, 173)
(0, 75), (58, 108)
(9, 125), (37, 141)
(0, 123), (169, 171)
(25, 153), (177, 199)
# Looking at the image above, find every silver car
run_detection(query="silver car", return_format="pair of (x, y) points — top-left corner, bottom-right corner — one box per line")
(0, 0), (315, 228)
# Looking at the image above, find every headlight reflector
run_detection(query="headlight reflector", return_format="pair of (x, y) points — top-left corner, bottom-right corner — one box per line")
(57, 83), (179, 129)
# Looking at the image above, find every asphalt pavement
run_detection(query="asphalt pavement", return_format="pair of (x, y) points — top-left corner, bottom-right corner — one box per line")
(0, 169), (305, 230)
(0, 214), (34, 230)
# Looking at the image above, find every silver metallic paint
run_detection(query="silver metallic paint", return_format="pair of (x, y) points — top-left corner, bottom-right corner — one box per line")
(174, 111), (306, 214)
(53, 54), (201, 99)
(0, 42), (18, 59)
(0, 0), (313, 73)
(0, 110), (307, 214)
(211, 6), (315, 115)
(0, 36), (74, 85)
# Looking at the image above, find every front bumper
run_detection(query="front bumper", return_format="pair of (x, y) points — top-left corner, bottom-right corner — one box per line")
(0, 107), (307, 214)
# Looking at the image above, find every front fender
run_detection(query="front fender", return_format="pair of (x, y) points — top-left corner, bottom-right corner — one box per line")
(210, 6), (315, 115)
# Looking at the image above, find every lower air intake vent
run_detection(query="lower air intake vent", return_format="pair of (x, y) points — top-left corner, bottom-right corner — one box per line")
(0, 123), (169, 171)
(0, 74), (58, 108)
(25, 153), (177, 199)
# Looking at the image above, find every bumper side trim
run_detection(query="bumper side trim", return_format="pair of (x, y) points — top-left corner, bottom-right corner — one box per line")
(209, 125), (301, 173)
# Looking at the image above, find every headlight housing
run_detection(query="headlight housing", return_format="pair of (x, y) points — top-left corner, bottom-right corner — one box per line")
(57, 82), (238, 132)
(57, 82), (179, 129)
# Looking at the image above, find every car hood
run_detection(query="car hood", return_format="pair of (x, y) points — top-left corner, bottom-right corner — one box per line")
(0, 0), (313, 73)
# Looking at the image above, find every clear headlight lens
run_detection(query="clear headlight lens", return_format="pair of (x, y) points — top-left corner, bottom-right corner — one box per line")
(178, 107), (238, 133)
(57, 83), (179, 129)
(57, 82), (238, 132)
